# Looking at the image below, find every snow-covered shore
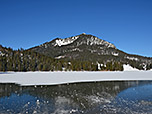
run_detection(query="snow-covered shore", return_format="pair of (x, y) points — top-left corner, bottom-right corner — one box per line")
(0, 71), (152, 86)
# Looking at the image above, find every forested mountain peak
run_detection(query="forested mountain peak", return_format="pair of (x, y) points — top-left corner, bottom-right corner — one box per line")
(1, 33), (152, 72)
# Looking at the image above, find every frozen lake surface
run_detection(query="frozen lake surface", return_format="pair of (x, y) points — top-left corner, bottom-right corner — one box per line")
(0, 81), (152, 114)
(0, 71), (152, 113)
(0, 71), (152, 86)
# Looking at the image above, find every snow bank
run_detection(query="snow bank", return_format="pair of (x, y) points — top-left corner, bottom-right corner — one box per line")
(55, 36), (79, 47)
(123, 64), (139, 71)
(0, 71), (152, 86)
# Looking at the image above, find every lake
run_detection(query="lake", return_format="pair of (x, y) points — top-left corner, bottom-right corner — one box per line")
(0, 81), (152, 114)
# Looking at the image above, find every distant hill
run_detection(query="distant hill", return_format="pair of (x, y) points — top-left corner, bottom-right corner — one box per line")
(0, 34), (152, 71)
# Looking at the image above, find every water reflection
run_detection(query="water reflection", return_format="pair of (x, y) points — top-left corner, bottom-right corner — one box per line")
(117, 84), (152, 102)
(0, 81), (152, 114)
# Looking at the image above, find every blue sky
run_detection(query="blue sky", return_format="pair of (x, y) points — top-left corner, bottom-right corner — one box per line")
(0, 0), (152, 57)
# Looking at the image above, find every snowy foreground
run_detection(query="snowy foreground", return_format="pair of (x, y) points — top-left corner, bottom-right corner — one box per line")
(0, 71), (152, 86)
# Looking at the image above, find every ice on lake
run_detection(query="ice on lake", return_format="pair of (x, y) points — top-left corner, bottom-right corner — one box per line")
(0, 71), (152, 113)
(0, 81), (152, 113)
(0, 71), (152, 86)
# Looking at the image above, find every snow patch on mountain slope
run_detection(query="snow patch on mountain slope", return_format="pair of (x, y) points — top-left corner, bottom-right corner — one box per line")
(112, 52), (119, 56)
(71, 48), (82, 52)
(123, 64), (139, 71)
(83, 36), (115, 48)
(54, 36), (79, 46)
(125, 56), (139, 61)
(55, 56), (65, 59)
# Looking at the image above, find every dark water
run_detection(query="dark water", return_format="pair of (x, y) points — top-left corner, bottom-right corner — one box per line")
(0, 81), (152, 114)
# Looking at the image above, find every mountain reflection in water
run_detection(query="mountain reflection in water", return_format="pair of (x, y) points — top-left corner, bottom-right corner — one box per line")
(0, 81), (152, 114)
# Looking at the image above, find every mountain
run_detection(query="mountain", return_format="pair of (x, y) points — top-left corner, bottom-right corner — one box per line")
(0, 33), (152, 71)
(30, 33), (116, 60)
(30, 33), (152, 70)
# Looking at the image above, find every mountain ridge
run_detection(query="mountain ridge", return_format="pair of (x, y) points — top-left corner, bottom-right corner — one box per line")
(0, 33), (152, 71)
(38, 33), (116, 48)
(28, 33), (152, 70)
(30, 34), (117, 58)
